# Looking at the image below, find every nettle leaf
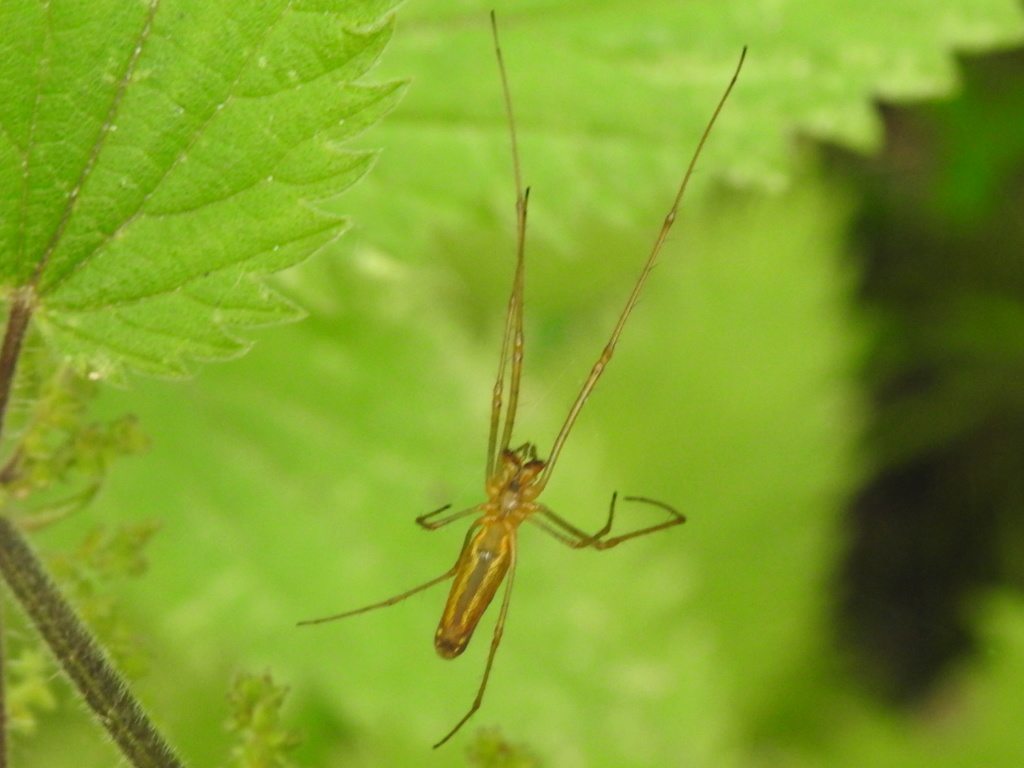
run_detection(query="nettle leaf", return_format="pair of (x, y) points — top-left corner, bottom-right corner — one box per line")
(0, 0), (404, 378)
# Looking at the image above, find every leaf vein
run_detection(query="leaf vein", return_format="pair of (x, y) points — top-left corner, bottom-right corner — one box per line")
(32, 0), (162, 288)
(46, 1), (298, 294)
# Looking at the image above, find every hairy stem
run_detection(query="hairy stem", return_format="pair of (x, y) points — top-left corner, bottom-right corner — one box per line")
(0, 288), (35, 767)
(0, 517), (185, 768)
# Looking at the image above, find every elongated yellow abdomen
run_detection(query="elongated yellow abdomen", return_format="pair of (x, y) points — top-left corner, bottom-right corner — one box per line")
(435, 524), (512, 659)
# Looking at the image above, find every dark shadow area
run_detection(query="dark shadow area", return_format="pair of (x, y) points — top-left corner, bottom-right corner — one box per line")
(830, 47), (1024, 703)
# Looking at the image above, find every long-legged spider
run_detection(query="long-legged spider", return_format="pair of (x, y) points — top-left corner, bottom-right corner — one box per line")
(300, 13), (746, 749)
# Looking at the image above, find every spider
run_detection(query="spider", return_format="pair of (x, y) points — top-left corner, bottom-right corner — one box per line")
(300, 13), (746, 748)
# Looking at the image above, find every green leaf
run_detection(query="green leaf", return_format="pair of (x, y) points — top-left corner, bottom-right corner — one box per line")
(0, 0), (404, 377)
(339, 0), (1024, 286)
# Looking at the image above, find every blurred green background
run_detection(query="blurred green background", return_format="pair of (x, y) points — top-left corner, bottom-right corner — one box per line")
(13, 1), (1024, 766)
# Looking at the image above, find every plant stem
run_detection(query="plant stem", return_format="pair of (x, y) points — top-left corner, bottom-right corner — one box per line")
(0, 288), (35, 767)
(0, 599), (6, 768)
(0, 517), (185, 768)
(0, 291), (184, 767)
(0, 288), (35, 445)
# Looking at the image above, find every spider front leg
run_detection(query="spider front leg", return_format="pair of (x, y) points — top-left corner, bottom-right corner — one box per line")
(416, 503), (482, 531)
(530, 493), (686, 549)
(299, 511), (485, 628)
